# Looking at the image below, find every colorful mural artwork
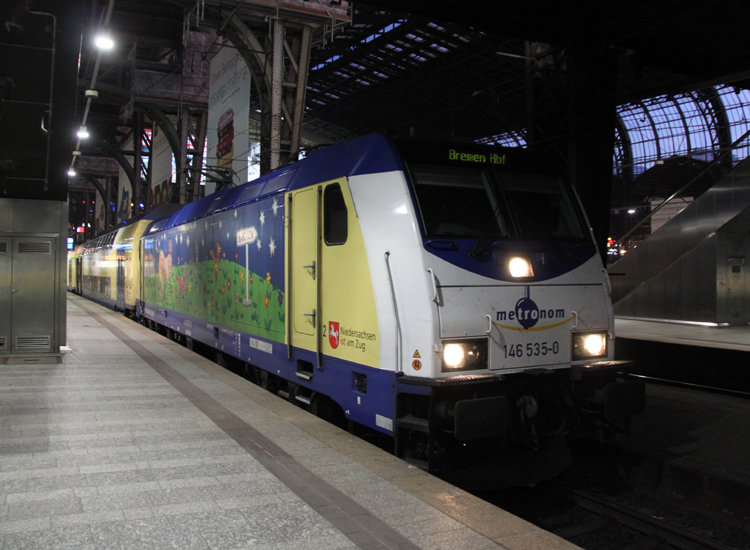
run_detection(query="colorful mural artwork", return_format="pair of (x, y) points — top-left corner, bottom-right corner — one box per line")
(143, 196), (285, 343)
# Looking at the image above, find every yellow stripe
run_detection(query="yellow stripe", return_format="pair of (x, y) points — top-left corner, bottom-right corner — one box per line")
(492, 308), (584, 332)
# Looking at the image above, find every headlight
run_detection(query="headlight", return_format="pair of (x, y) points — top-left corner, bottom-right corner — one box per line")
(443, 344), (465, 367)
(572, 331), (608, 360)
(508, 257), (534, 278)
(441, 339), (487, 372)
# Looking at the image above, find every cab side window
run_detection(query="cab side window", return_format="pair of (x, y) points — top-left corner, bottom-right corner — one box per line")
(324, 183), (348, 245)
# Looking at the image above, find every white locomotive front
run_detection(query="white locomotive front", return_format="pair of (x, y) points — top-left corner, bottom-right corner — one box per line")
(346, 137), (644, 485)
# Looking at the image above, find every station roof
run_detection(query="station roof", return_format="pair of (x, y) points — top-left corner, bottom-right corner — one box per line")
(64, 0), (750, 146)
(3, 0), (750, 205)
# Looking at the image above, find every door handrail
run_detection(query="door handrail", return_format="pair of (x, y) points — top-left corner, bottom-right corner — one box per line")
(384, 251), (402, 373)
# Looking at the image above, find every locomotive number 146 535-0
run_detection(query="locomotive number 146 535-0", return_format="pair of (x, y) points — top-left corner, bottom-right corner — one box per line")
(503, 341), (559, 358)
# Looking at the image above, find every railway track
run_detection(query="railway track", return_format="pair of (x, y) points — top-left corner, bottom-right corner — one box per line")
(478, 435), (750, 550)
(627, 374), (750, 401)
(570, 489), (737, 550)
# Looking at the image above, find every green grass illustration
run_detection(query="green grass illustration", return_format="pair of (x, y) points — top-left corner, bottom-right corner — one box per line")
(144, 259), (284, 343)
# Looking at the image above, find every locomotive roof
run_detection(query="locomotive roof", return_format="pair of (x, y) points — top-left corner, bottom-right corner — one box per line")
(148, 133), (554, 233)
(151, 133), (404, 232)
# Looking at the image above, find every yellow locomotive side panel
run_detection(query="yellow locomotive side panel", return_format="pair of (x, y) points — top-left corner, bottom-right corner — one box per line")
(117, 220), (151, 308)
(287, 179), (380, 369)
(67, 249), (78, 290)
(320, 181), (380, 368)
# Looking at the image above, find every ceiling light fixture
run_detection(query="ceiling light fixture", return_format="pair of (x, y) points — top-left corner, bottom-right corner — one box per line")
(77, 126), (89, 138)
(95, 32), (114, 50)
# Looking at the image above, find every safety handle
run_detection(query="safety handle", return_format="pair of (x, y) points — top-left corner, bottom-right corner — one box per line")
(303, 260), (316, 280)
(427, 268), (438, 303)
(303, 308), (316, 328)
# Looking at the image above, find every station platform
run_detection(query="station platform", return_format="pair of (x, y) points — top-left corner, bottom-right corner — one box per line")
(615, 316), (750, 352)
(0, 295), (578, 550)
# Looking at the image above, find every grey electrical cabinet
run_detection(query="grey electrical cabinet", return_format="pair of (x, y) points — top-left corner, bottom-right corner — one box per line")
(0, 199), (68, 362)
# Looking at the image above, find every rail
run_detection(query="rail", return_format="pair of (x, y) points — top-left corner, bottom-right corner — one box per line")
(572, 489), (736, 550)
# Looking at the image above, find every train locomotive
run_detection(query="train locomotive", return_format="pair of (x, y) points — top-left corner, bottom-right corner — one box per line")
(69, 133), (645, 487)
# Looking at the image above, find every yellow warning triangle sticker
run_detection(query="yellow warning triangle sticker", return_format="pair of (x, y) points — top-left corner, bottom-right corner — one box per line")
(413, 350), (421, 358)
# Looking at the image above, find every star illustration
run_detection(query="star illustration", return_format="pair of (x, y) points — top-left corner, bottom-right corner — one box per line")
(269, 238), (276, 257)
(272, 198), (279, 216)
(259, 211), (265, 226)
(256, 238), (262, 251)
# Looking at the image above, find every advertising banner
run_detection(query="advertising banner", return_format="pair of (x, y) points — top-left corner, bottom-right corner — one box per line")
(207, 39), (251, 195)
(117, 134), (133, 223)
(151, 125), (174, 207)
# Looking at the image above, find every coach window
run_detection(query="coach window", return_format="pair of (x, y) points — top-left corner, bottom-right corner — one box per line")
(324, 183), (348, 245)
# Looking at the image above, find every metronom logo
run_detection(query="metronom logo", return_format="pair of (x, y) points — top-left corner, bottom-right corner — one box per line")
(494, 287), (566, 330)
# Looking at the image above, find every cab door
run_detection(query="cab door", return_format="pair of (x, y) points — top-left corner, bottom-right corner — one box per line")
(75, 256), (83, 294)
(116, 258), (125, 310)
(288, 186), (321, 361)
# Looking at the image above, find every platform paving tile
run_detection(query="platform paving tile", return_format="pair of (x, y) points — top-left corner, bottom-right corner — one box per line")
(5, 490), (83, 522)
(78, 462), (140, 475)
(0, 455), (43, 473)
(105, 444), (243, 465)
(392, 513), (467, 538)
(2, 523), (106, 550)
(90, 515), (210, 550)
(371, 500), (452, 527)
(0, 478), (28, 497)
(411, 526), (501, 550)
(273, 533), (359, 550)
(17, 465), (82, 480)
(80, 490), (153, 513)
(50, 509), (126, 527)
(352, 486), (425, 513)
(92, 480), (163, 496)
(25, 473), (89, 492)
(0, 516), (51, 535)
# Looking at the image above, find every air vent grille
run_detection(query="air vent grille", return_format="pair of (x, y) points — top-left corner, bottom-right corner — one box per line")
(0, 242), (7, 253)
(0, 336), (6, 350)
(15, 336), (51, 350)
(18, 242), (51, 254)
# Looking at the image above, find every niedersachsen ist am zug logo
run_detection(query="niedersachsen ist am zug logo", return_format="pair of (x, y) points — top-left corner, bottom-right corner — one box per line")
(493, 287), (576, 331)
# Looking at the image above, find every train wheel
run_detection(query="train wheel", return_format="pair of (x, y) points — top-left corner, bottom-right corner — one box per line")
(310, 394), (346, 430)
(257, 369), (277, 393)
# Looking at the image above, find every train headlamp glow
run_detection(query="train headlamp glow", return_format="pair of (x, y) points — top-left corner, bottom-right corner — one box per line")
(508, 257), (534, 278)
(441, 340), (486, 372)
(443, 344), (465, 367)
(572, 331), (608, 360)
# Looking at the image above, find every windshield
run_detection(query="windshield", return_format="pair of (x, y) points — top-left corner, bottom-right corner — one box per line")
(408, 163), (587, 241)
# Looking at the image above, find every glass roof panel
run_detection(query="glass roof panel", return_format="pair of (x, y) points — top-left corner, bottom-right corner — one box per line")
(716, 85), (750, 163)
